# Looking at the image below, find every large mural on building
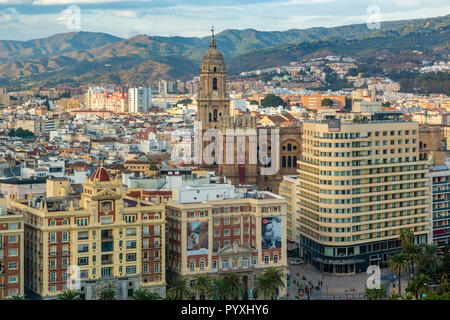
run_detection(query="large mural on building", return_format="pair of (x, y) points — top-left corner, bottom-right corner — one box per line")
(261, 216), (282, 249)
(186, 221), (209, 256)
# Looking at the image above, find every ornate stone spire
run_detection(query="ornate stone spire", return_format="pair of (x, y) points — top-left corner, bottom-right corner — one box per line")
(210, 26), (216, 49)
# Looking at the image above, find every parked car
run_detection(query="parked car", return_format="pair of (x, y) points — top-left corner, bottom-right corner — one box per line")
(290, 258), (306, 265)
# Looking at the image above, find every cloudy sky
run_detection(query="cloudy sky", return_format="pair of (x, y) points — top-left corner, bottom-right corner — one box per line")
(0, 0), (449, 40)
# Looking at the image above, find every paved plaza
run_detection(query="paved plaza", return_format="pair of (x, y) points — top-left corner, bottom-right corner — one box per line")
(286, 259), (409, 300)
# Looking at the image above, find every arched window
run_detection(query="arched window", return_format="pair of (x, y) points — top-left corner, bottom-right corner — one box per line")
(50, 220), (56, 226)
(293, 156), (297, 168)
(214, 67), (217, 72)
(62, 219), (68, 226)
(213, 109), (218, 122)
(209, 112), (212, 122)
(282, 156), (286, 168)
(213, 78), (218, 90)
(287, 144), (292, 151)
(288, 156), (292, 168)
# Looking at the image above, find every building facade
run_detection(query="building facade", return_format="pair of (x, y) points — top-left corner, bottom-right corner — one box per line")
(128, 87), (152, 114)
(297, 116), (431, 274)
(0, 209), (24, 299)
(166, 184), (287, 299)
(9, 168), (166, 299)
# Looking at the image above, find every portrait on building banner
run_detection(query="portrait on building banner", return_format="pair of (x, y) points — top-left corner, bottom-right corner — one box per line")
(261, 216), (282, 249)
(186, 221), (209, 256)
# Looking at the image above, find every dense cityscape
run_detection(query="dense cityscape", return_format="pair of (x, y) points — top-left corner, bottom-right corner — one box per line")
(0, 1), (449, 305)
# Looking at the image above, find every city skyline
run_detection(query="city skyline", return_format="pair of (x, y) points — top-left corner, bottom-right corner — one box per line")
(0, 0), (449, 40)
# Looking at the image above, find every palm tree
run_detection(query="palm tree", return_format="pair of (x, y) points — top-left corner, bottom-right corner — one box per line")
(9, 294), (27, 300)
(208, 276), (232, 300)
(418, 244), (443, 281)
(132, 288), (161, 300)
(57, 289), (81, 300)
(223, 272), (245, 300)
(253, 274), (277, 300)
(399, 229), (414, 249)
(406, 273), (430, 299)
(192, 275), (212, 300)
(166, 277), (192, 300)
(97, 287), (116, 300)
(389, 253), (409, 296)
(404, 243), (421, 280)
(261, 268), (285, 299)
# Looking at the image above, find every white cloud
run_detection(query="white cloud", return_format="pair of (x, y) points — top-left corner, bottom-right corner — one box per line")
(0, 7), (19, 23)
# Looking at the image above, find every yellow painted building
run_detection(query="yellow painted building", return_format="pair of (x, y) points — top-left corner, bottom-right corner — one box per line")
(9, 168), (166, 300)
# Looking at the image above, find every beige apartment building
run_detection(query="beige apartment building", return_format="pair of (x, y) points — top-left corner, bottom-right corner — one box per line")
(279, 175), (299, 243)
(8, 168), (166, 299)
(297, 114), (431, 274)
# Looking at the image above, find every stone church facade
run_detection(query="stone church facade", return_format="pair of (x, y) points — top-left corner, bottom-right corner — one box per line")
(197, 32), (301, 194)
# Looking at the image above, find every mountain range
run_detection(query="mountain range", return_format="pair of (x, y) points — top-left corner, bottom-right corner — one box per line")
(1, 14), (449, 88)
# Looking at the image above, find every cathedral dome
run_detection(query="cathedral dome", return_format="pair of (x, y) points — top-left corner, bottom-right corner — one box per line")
(90, 166), (111, 182)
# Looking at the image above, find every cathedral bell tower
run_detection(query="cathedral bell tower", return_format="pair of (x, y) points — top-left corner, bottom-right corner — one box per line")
(197, 27), (229, 131)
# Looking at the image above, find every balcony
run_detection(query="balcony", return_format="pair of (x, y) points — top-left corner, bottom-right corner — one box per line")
(101, 241), (114, 253)
(101, 254), (113, 265)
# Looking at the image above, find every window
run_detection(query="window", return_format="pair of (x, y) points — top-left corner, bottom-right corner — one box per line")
(143, 226), (149, 236)
(9, 223), (18, 230)
(126, 228), (136, 236)
(8, 249), (18, 257)
(78, 257), (89, 266)
(213, 78), (218, 90)
(8, 235), (17, 243)
(9, 276), (18, 284)
(264, 255), (269, 264)
(154, 263), (160, 273)
(50, 233), (57, 243)
(78, 231), (89, 240)
(126, 253), (136, 262)
(8, 262), (18, 270)
(126, 266), (136, 274)
(62, 232), (69, 242)
(126, 240), (136, 249)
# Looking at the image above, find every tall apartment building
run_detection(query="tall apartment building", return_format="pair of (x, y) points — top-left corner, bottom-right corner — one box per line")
(297, 113), (431, 274)
(9, 169), (166, 299)
(279, 175), (299, 243)
(429, 165), (450, 249)
(0, 205), (24, 299)
(166, 184), (287, 299)
(128, 87), (152, 114)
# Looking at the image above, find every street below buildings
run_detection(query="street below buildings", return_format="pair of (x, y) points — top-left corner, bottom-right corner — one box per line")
(286, 259), (410, 300)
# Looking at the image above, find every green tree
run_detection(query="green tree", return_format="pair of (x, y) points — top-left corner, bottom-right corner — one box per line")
(253, 274), (277, 300)
(321, 98), (334, 107)
(57, 289), (81, 300)
(132, 288), (161, 300)
(389, 253), (409, 296)
(177, 98), (193, 106)
(209, 277), (232, 300)
(260, 94), (285, 108)
(261, 268), (285, 299)
(97, 287), (116, 300)
(166, 277), (192, 300)
(223, 272), (245, 300)
(365, 285), (387, 300)
(404, 243), (421, 280)
(9, 294), (27, 300)
(406, 273), (431, 299)
(418, 244), (442, 281)
(399, 229), (414, 249)
(192, 275), (212, 300)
